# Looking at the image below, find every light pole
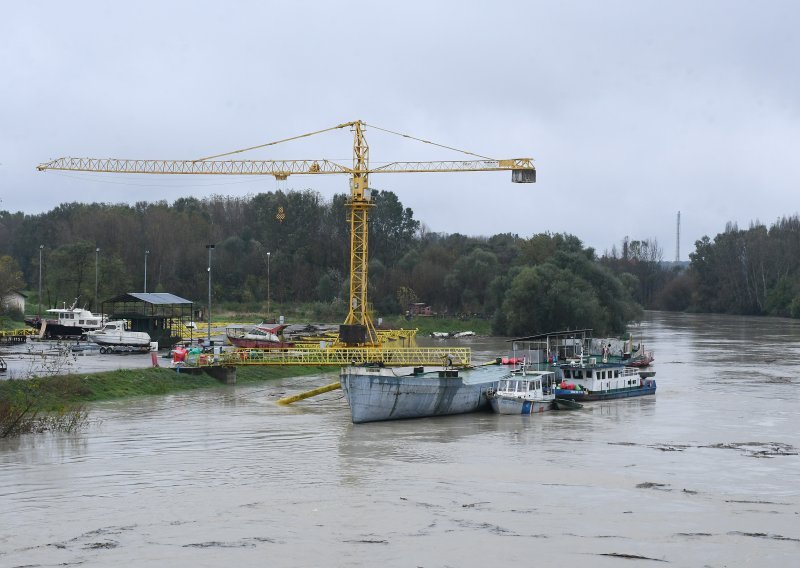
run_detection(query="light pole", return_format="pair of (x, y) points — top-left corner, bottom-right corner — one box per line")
(266, 251), (271, 320)
(144, 250), (149, 292)
(94, 247), (100, 312)
(206, 244), (215, 345)
(38, 245), (44, 316)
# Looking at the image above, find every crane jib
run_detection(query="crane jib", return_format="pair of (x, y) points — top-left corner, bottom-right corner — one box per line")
(38, 157), (535, 182)
(37, 121), (535, 347)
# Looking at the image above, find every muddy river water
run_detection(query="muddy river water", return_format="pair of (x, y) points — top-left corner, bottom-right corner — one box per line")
(1, 311), (798, 566)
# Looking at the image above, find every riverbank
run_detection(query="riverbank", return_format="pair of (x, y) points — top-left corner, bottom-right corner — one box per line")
(0, 365), (331, 410)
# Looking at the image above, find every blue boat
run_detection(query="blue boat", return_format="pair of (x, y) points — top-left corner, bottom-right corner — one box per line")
(487, 370), (557, 415)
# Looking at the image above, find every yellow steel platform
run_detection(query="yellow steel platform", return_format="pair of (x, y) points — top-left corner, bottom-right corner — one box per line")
(191, 345), (471, 367)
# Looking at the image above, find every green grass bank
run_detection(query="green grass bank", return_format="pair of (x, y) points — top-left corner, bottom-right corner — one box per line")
(0, 365), (332, 410)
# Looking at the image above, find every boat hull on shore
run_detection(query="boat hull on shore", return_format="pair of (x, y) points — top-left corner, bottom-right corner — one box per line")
(25, 303), (105, 339)
(339, 365), (499, 423)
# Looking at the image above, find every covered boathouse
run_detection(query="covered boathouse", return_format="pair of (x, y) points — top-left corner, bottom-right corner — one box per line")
(100, 292), (193, 347)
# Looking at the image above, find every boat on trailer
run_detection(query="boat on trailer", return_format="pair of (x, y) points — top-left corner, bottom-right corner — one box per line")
(86, 320), (152, 353)
(487, 369), (557, 415)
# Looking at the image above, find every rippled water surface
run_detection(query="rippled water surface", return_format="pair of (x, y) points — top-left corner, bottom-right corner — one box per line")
(1, 312), (799, 566)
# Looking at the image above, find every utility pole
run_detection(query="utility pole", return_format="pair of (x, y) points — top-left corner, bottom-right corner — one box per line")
(38, 245), (44, 316)
(144, 250), (150, 292)
(206, 244), (215, 345)
(267, 251), (271, 320)
(676, 211), (681, 262)
(95, 247), (100, 311)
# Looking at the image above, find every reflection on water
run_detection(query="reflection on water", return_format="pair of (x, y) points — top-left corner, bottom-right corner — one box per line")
(1, 312), (799, 567)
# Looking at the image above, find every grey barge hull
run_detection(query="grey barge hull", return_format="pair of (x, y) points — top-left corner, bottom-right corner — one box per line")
(340, 366), (498, 423)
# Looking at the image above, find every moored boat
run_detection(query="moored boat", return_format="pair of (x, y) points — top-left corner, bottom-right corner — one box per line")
(554, 358), (656, 401)
(553, 398), (584, 410)
(339, 364), (503, 423)
(487, 370), (556, 415)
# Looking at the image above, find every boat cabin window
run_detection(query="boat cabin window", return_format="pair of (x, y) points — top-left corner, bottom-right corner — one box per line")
(614, 370), (619, 378)
(575, 370), (583, 379)
(586, 370), (592, 378)
(563, 369), (572, 379)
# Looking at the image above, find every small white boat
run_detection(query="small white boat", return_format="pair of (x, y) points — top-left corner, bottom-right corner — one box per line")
(86, 320), (151, 353)
(487, 369), (557, 415)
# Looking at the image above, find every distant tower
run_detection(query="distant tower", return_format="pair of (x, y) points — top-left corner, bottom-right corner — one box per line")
(675, 211), (681, 262)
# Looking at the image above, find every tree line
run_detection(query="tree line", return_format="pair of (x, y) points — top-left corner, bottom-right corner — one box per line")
(0, 190), (645, 336)
(4, 190), (797, 333)
(597, 215), (800, 319)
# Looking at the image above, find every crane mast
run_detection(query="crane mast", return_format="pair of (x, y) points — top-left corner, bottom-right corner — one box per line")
(345, 122), (377, 343)
(38, 120), (535, 346)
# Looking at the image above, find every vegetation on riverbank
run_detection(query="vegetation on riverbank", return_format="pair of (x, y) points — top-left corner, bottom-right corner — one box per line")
(0, 365), (330, 438)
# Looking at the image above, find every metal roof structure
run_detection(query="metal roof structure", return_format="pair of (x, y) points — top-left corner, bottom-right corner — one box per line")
(100, 292), (194, 347)
(509, 329), (594, 343)
(105, 292), (192, 305)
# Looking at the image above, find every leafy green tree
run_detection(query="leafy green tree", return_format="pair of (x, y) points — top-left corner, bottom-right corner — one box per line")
(0, 256), (25, 315)
(44, 242), (97, 308)
(500, 264), (609, 336)
(445, 248), (499, 313)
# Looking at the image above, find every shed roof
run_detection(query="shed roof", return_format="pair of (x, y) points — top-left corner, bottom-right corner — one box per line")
(509, 329), (594, 342)
(105, 292), (192, 305)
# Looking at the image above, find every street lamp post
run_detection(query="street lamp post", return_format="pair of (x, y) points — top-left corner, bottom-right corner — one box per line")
(95, 247), (100, 312)
(144, 250), (150, 293)
(266, 251), (271, 320)
(38, 245), (44, 316)
(206, 244), (215, 345)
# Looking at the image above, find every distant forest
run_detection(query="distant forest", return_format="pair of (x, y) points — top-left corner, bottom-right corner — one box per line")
(1, 190), (800, 334)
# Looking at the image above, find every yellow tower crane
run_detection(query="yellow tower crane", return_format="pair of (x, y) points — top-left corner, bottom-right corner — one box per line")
(38, 120), (535, 346)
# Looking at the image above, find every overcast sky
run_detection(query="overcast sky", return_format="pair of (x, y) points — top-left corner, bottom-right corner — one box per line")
(2, 0), (797, 260)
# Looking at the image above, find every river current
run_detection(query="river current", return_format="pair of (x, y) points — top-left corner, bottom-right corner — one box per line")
(1, 311), (798, 566)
